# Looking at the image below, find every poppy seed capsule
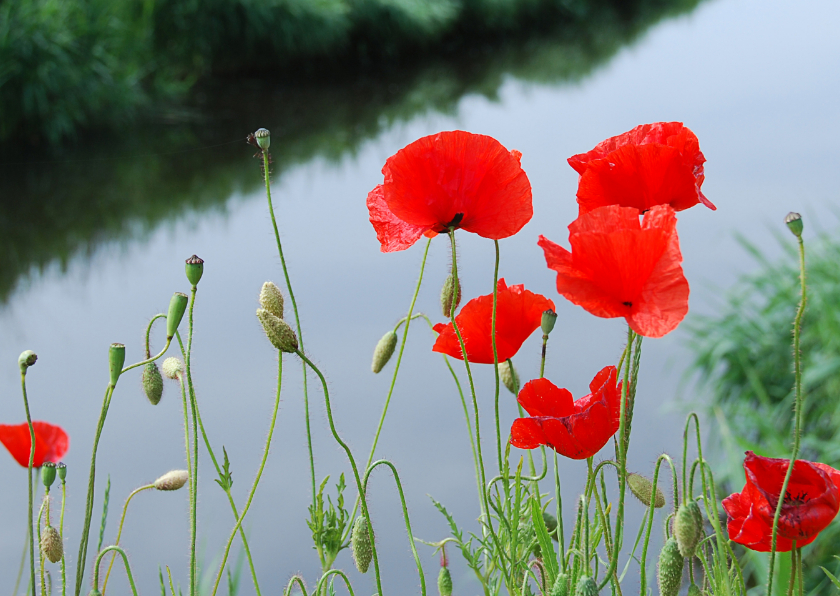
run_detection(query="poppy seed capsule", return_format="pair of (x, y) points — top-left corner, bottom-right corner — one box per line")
(108, 343), (126, 386)
(687, 584), (702, 596)
(437, 567), (452, 596)
(785, 212), (803, 238)
(166, 292), (189, 339)
(371, 330), (398, 373)
(627, 473), (666, 508)
(351, 515), (373, 574)
(657, 537), (684, 596)
(500, 359), (519, 395)
(56, 462), (66, 481)
(18, 350), (37, 374)
(185, 255), (204, 286)
(674, 501), (703, 557)
(256, 309), (299, 352)
(550, 573), (569, 596)
(40, 525), (63, 563)
(41, 462), (56, 488)
(142, 362), (164, 405)
(161, 357), (184, 380)
(154, 470), (189, 491)
(541, 309), (557, 335)
(255, 127), (270, 150)
(574, 575), (598, 596)
(259, 281), (285, 320)
(440, 274), (461, 317)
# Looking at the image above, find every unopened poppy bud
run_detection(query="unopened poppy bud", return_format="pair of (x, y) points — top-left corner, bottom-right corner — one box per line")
(542, 511), (559, 541)
(166, 292), (189, 339)
(674, 501), (702, 557)
(259, 282), (285, 319)
(185, 255), (204, 286)
(161, 357), (184, 380)
(19, 350), (37, 374)
(142, 362), (164, 405)
(687, 584), (702, 596)
(40, 525), (63, 563)
(541, 310), (557, 335)
(255, 127), (270, 150)
(371, 330), (398, 373)
(550, 573), (568, 596)
(56, 462), (66, 481)
(41, 462), (56, 488)
(437, 567), (452, 596)
(440, 274), (461, 316)
(574, 575), (597, 596)
(256, 309), (299, 352)
(351, 515), (373, 574)
(109, 343), (126, 386)
(154, 470), (189, 491)
(656, 537), (684, 596)
(627, 473), (665, 508)
(784, 212), (803, 238)
(500, 359), (519, 395)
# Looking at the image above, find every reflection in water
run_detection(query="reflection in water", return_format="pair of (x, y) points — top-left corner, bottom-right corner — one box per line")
(0, 0), (702, 304)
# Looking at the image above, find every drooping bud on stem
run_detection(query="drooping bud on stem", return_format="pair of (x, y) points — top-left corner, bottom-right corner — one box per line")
(674, 501), (703, 557)
(550, 573), (569, 596)
(657, 537), (684, 596)
(541, 309), (557, 336)
(41, 462), (56, 488)
(500, 359), (520, 395)
(142, 362), (164, 405)
(784, 212), (803, 238)
(574, 575), (597, 596)
(259, 282), (285, 320)
(154, 470), (189, 491)
(351, 515), (373, 573)
(440, 274), (461, 317)
(437, 567), (452, 596)
(109, 343), (126, 386)
(185, 255), (204, 287)
(371, 330), (398, 373)
(254, 128), (270, 151)
(627, 472), (665, 508)
(40, 525), (63, 563)
(256, 309), (299, 352)
(18, 350), (37, 374)
(166, 292), (189, 339)
(161, 357), (184, 380)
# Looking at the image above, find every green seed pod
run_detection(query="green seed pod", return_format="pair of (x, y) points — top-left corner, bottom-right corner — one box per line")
(784, 212), (803, 238)
(371, 330), (398, 373)
(437, 567), (453, 596)
(542, 510), (559, 541)
(657, 537), (684, 596)
(541, 310), (558, 335)
(627, 473), (666, 508)
(574, 575), (598, 596)
(256, 309), (299, 352)
(56, 462), (66, 481)
(185, 255), (204, 286)
(18, 350), (37, 374)
(351, 515), (373, 574)
(687, 584), (702, 596)
(259, 282), (285, 320)
(675, 502), (701, 558)
(255, 127), (270, 150)
(550, 573), (568, 596)
(142, 362), (164, 405)
(109, 343), (126, 386)
(40, 525), (63, 563)
(41, 462), (56, 488)
(88, 591), (102, 596)
(500, 359), (520, 395)
(440, 274), (461, 316)
(161, 357), (184, 380)
(166, 292), (189, 339)
(154, 469), (189, 491)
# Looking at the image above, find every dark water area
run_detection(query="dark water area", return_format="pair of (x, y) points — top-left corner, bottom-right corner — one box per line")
(0, 0), (839, 594)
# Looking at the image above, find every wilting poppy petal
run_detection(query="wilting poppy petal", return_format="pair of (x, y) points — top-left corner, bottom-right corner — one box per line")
(433, 279), (555, 364)
(367, 131), (533, 251)
(0, 421), (69, 468)
(568, 122), (714, 214)
(539, 204), (688, 338)
(510, 366), (622, 460)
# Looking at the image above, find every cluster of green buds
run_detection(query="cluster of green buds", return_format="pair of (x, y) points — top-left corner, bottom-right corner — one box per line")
(40, 462), (64, 563)
(351, 515), (373, 574)
(256, 282), (298, 352)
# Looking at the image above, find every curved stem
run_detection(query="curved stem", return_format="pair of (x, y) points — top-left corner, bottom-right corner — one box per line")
(143, 313), (167, 359)
(638, 454), (679, 594)
(101, 484), (154, 593)
(20, 372), (37, 593)
(284, 575), (308, 596)
(93, 546), (138, 596)
(120, 338), (172, 375)
(314, 570), (356, 596)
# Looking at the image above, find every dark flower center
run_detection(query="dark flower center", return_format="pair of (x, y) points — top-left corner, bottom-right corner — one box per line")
(783, 490), (810, 507)
(434, 212), (466, 234)
(622, 301), (633, 307)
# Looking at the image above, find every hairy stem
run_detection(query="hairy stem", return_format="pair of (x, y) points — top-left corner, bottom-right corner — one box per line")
(101, 484), (154, 593)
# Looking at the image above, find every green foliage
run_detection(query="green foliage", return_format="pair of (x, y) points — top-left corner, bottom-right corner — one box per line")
(307, 474), (350, 571)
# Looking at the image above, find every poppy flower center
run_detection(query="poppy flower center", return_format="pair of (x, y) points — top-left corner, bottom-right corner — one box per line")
(433, 212), (465, 233)
(622, 301), (632, 307)
(783, 490), (810, 507)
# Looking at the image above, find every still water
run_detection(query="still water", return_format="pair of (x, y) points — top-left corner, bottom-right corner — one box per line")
(1, 0), (839, 593)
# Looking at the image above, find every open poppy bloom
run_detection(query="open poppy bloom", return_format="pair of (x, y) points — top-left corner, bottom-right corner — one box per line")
(722, 451), (840, 552)
(367, 131), (533, 252)
(509, 366), (622, 460)
(432, 279), (554, 364)
(538, 204), (688, 338)
(0, 421), (69, 467)
(568, 122), (715, 214)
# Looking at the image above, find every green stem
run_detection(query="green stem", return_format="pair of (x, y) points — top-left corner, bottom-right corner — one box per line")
(314, 570), (356, 596)
(38, 494), (47, 596)
(786, 547), (796, 596)
(491, 240), (502, 474)
(638, 454), (679, 594)
(284, 576), (308, 596)
(20, 372), (36, 594)
(554, 453), (565, 574)
(767, 235), (807, 596)
(92, 547), (138, 596)
(143, 313), (167, 359)
(13, 524), (27, 596)
(796, 546), (803, 596)
(540, 335), (548, 379)
(60, 480), (67, 596)
(101, 484), (154, 593)
(186, 286), (199, 596)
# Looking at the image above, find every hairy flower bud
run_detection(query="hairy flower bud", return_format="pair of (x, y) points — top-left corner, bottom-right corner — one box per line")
(500, 359), (519, 395)
(550, 573), (568, 596)
(437, 567), (452, 596)
(440, 274), (461, 317)
(109, 343), (126, 386)
(161, 357), (184, 380)
(154, 470), (189, 491)
(784, 212), (803, 238)
(542, 511), (559, 541)
(627, 473), (666, 508)
(657, 537), (684, 596)
(371, 330), (398, 374)
(255, 128), (270, 150)
(166, 292), (189, 339)
(142, 362), (164, 405)
(351, 515), (373, 574)
(41, 462), (56, 488)
(541, 309), (557, 335)
(674, 501), (703, 558)
(19, 350), (37, 374)
(40, 525), (63, 563)
(185, 255), (204, 286)
(574, 575), (597, 596)
(259, 282), (285, 320)
(257, 309), (299, 352)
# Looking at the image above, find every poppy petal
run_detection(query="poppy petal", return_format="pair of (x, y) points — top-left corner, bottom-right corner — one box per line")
(517, 378), (575, 418)
(0, 421), (69, 468)
(366, 185), (430, 252)
(510, 418), (547, 449)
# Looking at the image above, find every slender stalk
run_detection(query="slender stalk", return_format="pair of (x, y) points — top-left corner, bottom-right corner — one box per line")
(786, 547), (796, 596)
(13, 526), (27, 596)
(767, 235), (807, 596)
(92, 547), (138, 596)
(186, 286), (199, 596)
(101, 484), (154, 593)
(39, 494), (47, 596)
(490, 240), (502, 473)
(638, 454), (678, 594)
(60, 479), (67, 596)
(20, 372), (37, 593)
(540, 335), (548, 379)
(554, 453), (565, 573)
(796, 546), (803, 596)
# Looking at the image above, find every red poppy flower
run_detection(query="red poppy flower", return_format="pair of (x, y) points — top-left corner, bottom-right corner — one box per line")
(432, 279), (554, 364)
(509, 366), (622, 460)
(538, 204), (688, 338)
(722, 451), (840, 552)
(0, 421), (69, 467)
(367, 131), (533, 252)
(568, 122), (715, 214)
